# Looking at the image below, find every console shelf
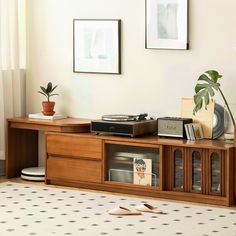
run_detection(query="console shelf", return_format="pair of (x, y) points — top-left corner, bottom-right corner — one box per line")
(45, 132), (235, 206)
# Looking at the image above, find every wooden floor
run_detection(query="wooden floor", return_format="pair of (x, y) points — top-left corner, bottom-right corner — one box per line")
(0, 176), (44, 185)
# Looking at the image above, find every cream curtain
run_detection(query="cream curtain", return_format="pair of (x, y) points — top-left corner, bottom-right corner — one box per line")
(0, 0), (26, 161)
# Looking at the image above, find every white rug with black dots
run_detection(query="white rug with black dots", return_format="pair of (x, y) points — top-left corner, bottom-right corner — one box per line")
(0, 182), (236, 236)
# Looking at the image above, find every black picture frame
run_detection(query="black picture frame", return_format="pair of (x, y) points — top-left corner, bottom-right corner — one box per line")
(73, 19), (121, 74)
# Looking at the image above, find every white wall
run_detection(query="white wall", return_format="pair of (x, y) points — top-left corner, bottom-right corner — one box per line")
(26, 0), (236, 119)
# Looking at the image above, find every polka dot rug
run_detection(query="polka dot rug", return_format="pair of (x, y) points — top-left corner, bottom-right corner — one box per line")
(0, 182), (236, 236)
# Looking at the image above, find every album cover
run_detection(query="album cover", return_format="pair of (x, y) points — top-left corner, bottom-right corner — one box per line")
(192, 123), (204, 140)
(133, 158), (152, 186)
(185, 123), (204, 140)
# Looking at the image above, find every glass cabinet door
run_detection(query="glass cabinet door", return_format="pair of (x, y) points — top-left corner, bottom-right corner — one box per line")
(105, 143), (160, 187)
(191, 150), (202, 192)
(173, 149), (184, 190)
(210, 152), (221, 193)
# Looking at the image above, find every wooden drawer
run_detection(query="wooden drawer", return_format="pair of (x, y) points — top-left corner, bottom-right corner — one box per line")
(46, 156), (102, 183)
(46, 134), (102, 160)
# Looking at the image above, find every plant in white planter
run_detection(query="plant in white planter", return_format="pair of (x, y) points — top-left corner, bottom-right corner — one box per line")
(38, 82), (58, 116)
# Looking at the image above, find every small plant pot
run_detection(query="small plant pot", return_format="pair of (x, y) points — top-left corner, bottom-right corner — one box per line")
(42, 101), (55, 116)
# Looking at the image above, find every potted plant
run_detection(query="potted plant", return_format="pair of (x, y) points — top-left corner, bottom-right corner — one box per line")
(38, 82), (58, 116)
(193, 70), (235, 127)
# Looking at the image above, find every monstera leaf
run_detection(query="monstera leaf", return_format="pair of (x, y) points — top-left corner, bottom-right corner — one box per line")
(193, 70), (222, 115)
(193, 70), (235, 126)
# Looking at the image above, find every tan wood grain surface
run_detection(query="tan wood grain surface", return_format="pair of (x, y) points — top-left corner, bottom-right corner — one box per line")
(7, 118), (91, 178)
(46, 133), (102, 159)
(8, 117), (91, 132)
(47, 156), (102, 183)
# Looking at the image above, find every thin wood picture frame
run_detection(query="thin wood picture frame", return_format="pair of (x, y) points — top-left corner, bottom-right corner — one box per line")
(145, 0), (189, 50)
(73, 19), (121, 74)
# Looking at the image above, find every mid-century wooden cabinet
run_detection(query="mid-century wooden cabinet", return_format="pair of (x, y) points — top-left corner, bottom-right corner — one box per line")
(45, 132), (235, 206)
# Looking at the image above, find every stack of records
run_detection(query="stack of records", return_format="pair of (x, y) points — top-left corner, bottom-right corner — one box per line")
(185, 123), (204, 140)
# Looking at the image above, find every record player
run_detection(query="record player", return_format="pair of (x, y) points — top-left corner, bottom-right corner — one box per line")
(91, 114), (157, 137)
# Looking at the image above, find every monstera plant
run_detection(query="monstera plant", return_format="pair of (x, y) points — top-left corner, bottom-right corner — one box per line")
(193, 70), (235, 126)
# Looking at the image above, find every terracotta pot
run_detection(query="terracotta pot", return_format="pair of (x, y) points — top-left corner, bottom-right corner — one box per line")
(42, 101), (55, 116)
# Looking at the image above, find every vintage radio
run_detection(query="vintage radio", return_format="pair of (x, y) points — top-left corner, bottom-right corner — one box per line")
(157, 117), (192, 139)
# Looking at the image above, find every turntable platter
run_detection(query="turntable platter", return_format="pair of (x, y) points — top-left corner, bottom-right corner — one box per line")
(102, 114), (137, 122)
(102, 113), (148, 122)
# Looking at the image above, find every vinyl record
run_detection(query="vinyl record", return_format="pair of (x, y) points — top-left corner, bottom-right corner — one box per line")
(102, 113), (148, 122)
(102, 114), (136, 121)
(212, 103), (225, 139)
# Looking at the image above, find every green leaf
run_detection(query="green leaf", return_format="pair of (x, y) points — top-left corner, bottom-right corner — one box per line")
(49, 93), (59, 97)
(46, 82), (52, 93)
(193, 70), (221, 115)
(205, 70), (222, 83)
(195, 84), (215, 96)
(40, 87), (47, 94)
(204, 92), (210, 109)
(208, 86), (215, 96)
(198, 74), (212, 83)
(51, 85), (58, 93)
(195, 84), (208, 93)
(193, 96), (203, 115)
(193, 70), (235, 125)
(38, 91), (47, 98)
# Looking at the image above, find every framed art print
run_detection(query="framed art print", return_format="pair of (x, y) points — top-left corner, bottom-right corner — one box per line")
(73, 19), (121, 74)
(145, 0), (188, 50)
